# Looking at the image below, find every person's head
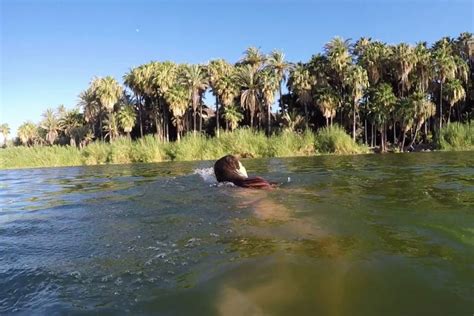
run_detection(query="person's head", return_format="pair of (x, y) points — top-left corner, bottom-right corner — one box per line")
(214, 155), (248, 184)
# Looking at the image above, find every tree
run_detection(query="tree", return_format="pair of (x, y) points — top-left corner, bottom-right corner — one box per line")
(117, 105), (137, 137)
(241, 47), (266, 69)
(413, 42), (432, 93)
(0, 123), (10, 146)
(316, 87), (339, 126)
(267, 50), (291, 115)
(124, 66), (146, 137)
(345, 65), (369, 140)
(18, 121), (38, 146)
(182, 64), (209, 134)
(207, 59), (236, 137)
(235, 64), (261, 128)
(103, 112), (119, 141)
(153, 61), (178, 141)
(223, 104), (244, 131)
(164, 84), (189, 142)
(40, 108), (61, 145)
(324, 37), (352, 80)
(287, 64), (313, 128)
(392, 43), (416, 97)
(443, 79), (466, 124)
(324, 37), (353, 122)
(59, 109), (85, 146)
(92, 76), (123, 113)
(370, 83), (397, 152)
(260, 69), (279, 135)
(408, 91), (436, 148)
(433, 40), (457, 130)
(281, 110), (304, 132)
(78, 87), (100, 136)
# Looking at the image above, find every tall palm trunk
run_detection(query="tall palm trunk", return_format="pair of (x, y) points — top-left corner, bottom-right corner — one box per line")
(215, 95), (220, 137)
(279, 83), (283, 113)
(371, 123), (374, 147)
(400, 129), (406, 152)
(352, 101), (356, 141)
(439, 82), (443, 131)
(364, 119), (368, 145)
(99, 113), (103, 140)
(267, 101), (271, 136)
(199, 100), (203, 133)
(193, 110), (197, 135)
(138, 96), (143, 138)
(409, 122), (421, 147)
(393, 121), (396, 146)
(447, 104), (452, 125)
(304, 103), (309, 130)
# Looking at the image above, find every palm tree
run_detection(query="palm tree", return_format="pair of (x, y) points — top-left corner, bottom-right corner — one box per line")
(182, 64), (209, 134)
(164, 84), (189, 142)
(324, 37), (352, 79)
(267, 50), (291, 115)
(124, 66), (146, 137)
(260, 69), (279, 135)
(287, 64), (313, 128)
(392, 43), (416, 97)
(223, 104), (244, 131)
(59, 109), (85, 146)
(443, 79), (466, 124)
(413, 42), (433, 93)
(208, 59), (233, 137)
(78, 87), (99, 134)
(345, 65), (369, 140)
(370, 83), (397, 152)
(117, 105), (137, 137)
(103, 112), (119, 141)
(241, 47), (266, 69)
(153, 61), (178, 141)
(235, 65), (261, 129)
(316, 87), (339, 126)
(40, 108), (61, 145)
(396, 96), (417, 151)
(85, 76), (123, 140)
(17, 121), (38, 146)
(409, 92), (436, 147)
(324, 37), (352, 122)
(359, 41), (389, 85)
(0, 123), (10, 147)
(281, 110), (304, 132)
(433, 40), (457, 130)
(92, 76), (123, 113)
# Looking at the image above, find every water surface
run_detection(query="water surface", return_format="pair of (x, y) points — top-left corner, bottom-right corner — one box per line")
(1, 152), (473, 315)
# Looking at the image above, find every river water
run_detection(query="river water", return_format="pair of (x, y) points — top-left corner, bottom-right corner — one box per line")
(1, 152), (473, 315)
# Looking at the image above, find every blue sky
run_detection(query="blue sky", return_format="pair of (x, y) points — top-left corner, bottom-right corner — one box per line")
(1, 0), (473, 137)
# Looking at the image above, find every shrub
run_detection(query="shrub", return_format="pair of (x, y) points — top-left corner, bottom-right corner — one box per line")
(315, 125), (369, 155)
(438, 122), (473, 151)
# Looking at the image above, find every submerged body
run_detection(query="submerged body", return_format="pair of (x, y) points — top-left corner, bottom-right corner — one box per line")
(214, 155), (277, 189)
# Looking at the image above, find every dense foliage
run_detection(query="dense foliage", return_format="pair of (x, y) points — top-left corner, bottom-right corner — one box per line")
(2, 33), (473, 157)
(0, 128), (370, 169)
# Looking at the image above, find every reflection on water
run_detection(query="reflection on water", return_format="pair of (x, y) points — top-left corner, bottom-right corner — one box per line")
(1, 152), (473, 315)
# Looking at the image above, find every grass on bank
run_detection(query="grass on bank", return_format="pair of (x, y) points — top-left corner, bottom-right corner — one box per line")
(438, 122), (474, 151)
(0, 125), (395, 169)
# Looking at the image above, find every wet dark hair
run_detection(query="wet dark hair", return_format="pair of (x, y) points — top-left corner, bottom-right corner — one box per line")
(214, 155), (245, 184)
(214, 155), (276, 189)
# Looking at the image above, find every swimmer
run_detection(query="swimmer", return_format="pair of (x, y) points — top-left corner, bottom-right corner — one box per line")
(214, 155), (278, 189)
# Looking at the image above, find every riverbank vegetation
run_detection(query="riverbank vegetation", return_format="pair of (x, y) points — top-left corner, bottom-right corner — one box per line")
(1, 33), (473, 169)
(0, 127), (369, 169)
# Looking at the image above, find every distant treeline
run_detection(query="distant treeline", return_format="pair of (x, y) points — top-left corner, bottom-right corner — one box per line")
(1, 32), (473, 153)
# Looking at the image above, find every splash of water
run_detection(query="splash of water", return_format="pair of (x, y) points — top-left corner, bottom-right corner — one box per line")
(193, 167), (216, 184)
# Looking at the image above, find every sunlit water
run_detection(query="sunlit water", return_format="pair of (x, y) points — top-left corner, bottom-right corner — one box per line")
(1, 152), (473, 315)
